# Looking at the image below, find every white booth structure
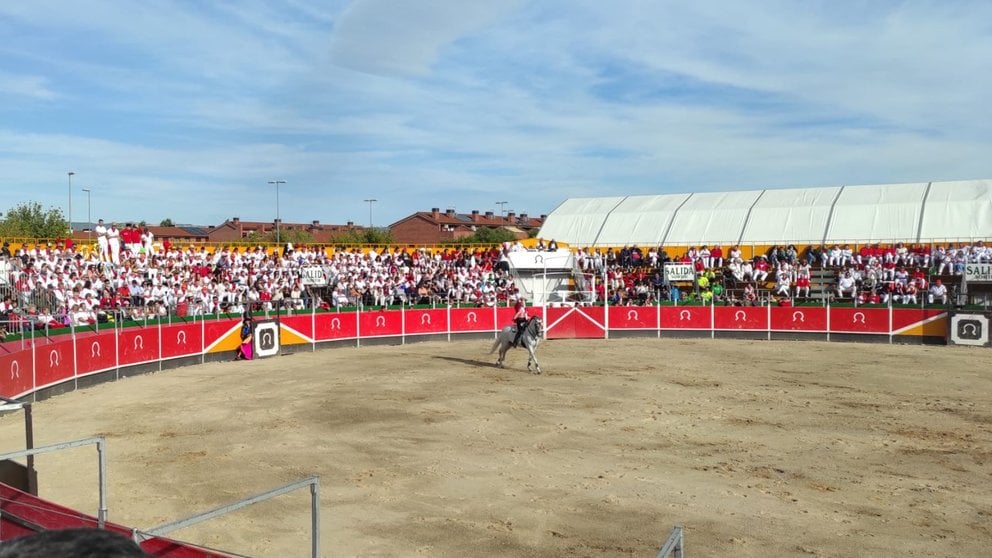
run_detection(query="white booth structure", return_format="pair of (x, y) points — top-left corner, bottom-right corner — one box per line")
(506, 250), (594, 307)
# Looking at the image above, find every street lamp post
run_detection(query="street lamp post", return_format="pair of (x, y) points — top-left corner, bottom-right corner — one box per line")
(363, 198), (377, 229)
(268, 180), (286, 243)
(495, 201), (508, 217)
(67, 172), (75, 235)
(81, 188), (92, 244)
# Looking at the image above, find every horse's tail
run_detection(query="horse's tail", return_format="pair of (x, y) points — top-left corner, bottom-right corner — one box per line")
(488, 337), (500, 354)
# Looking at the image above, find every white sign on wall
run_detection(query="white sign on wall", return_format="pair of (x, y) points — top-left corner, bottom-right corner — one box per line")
(664, 263), (695, 282)
(965, 264), (992, 283)
(253, 320), (281, 357)
(301, 266), (328, 287)
(949, 313), (990, 347)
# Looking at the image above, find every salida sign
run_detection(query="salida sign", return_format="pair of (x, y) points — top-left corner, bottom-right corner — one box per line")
(664, 263), (695, 282)
(965, 264), (992, 283)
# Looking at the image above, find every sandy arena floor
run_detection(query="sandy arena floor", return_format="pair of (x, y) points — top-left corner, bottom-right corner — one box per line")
(1, 338), (990, 557)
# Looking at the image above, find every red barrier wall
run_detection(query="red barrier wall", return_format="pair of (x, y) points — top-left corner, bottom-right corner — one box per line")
(0, 305), (947, 401)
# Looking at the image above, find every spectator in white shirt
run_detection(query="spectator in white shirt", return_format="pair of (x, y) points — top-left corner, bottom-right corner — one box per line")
(928, 279), (948, 305)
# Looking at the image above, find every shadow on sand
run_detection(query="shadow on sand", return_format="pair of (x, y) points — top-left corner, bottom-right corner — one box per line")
(433, 355), (497, 368)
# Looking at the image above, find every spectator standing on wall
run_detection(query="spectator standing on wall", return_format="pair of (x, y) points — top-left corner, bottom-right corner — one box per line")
(108, 223), (122, 265)
(95, 219), (109, 262)
(141, 227), (155, 254)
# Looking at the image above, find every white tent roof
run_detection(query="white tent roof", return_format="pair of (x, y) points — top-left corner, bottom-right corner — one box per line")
(664, 190), (762, 245)
(919, 179), (992, 241)
(538, 180), (992, 246)
(538, 197), (625, 246)
(593, 194), (690, 246)
(742, 186), (841, 244)
(823, 182), (928, 243)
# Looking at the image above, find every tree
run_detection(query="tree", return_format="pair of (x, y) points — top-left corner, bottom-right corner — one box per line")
(244, 229), (315, 245)
(455, 226), (517, 245)
(330, 228), (394, 245)
(281, 229), (315, 245)
(0, 202), (69, 238)
(159, 218), (174, 227)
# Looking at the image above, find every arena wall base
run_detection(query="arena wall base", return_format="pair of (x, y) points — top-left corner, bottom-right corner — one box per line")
(451, 332), (493, 342)
(75, 369), (118, 392)
(118, 361), (162, 380)
(202, 352), (234, 365)
(655, 330), (712, 340)
(826, 333), (889, 344)
(164, 354), (203, 369)
(278, 343), (312, 356)
(769, 332), (828, 342)
(892, 334), (946, 345)
(713, 330), (770, 341)
(403, 333), (450, 344)
(32, 379), (80, 402)
(358, 336), (403, 348)
(607, 330), (660, 340)
(315, 339), (360, 350)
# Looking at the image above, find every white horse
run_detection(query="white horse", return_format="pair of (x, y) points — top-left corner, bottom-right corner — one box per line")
(489, 316), (543, 374)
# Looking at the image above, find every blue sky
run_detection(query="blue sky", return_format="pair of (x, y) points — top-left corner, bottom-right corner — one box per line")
(2, 1), (990, 228)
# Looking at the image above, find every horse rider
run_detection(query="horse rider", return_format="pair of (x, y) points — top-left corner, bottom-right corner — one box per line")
(511, 299), (528, 347)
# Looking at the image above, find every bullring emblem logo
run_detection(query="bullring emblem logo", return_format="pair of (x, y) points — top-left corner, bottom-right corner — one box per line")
(679, 310), (691, 321)
(134, 335), (144, 350)
(534, 255), (544, 264)
(91, 342), (101, 357)
(49, 350), (60, 367)
(375, 316), (386, 327)
(852, 312), (866, 324)
(330, 318), (341, 330)
(950, 314), (989, 347)
(10, 361), (19, 379)
(466, 312), (478, 323)
(734, 310), (747, 321)
(421, 314), (431, 325)
(254, 321), (280, 358)
(627, 310), (638, 320)
(177, 331), (187, 345)
(792, 311), (805, 322)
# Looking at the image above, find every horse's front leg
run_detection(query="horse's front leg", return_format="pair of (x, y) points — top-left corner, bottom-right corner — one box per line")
(527, 346), (541, 374)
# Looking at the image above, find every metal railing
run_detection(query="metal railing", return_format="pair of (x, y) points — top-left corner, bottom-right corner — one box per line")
(136, 476), (320, 558)
(657, 525), (684, 558)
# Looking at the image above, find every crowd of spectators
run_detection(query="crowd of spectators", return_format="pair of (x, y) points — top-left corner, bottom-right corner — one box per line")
(1, 238), (985, 336)
(0, 238), (552, 334)
(572, 241), (983, 307)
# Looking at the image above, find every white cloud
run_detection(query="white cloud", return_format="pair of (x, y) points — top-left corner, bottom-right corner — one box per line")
(0, 71), (58, 100)
(328, 0), (524, 76)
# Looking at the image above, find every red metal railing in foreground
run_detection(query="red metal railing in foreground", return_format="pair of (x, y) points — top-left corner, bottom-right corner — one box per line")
(0, 483), (228, 557)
